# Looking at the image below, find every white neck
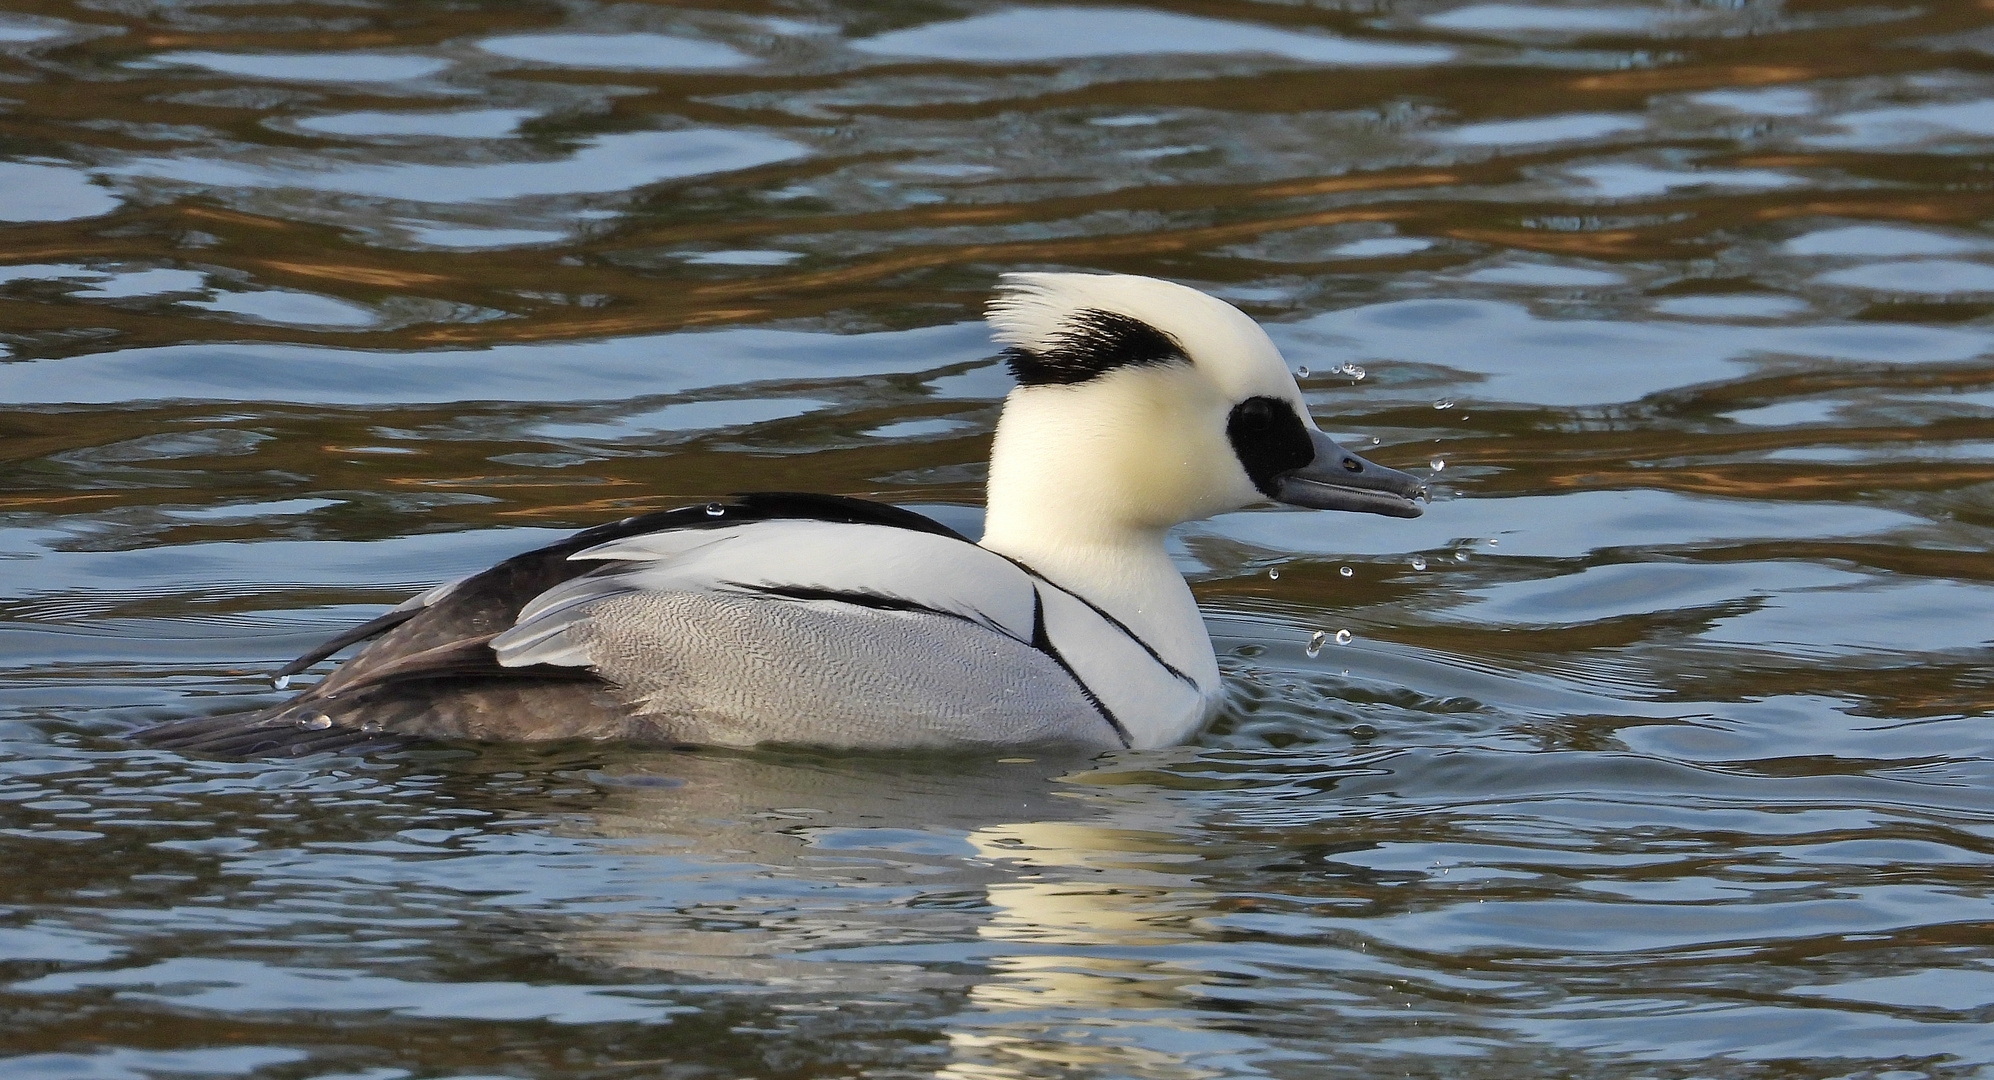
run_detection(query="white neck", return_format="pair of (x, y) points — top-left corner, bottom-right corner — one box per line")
(976, 388), (1223, 697)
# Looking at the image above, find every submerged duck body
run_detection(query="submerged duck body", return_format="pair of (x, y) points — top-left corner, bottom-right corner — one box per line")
(138, 273), (1425, 757)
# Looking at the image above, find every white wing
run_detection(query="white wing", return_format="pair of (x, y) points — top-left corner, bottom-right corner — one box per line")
(486, 517), (1206, 749)
(491, 520), (1039, 669)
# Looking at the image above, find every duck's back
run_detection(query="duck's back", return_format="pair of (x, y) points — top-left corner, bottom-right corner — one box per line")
(136, 494), (1177, 756)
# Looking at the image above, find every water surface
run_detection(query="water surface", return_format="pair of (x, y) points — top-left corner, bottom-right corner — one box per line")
(3, 1), (1992, 1077)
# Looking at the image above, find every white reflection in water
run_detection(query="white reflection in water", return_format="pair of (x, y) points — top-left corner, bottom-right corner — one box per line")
(1783, 225), (1988, 257)
(1724, 399), (1842, 426)
(1788, 969), (1994, 1010)
(1460, 264), (1624, 287)
(111, 129), (811, 201)
(1330, 236), (1432, 257)
(1209, 488), (1917, 562)
(1807, 98), (1994, 148)
(853, 7), (1454, 65)
(16, 956), (678, 1022)
(865, 418), (973, 438)
(1565, 162), (1804, 198)
(1688, 86), (1818, 116)
(529, 398), (831, 440)
(0, 264), (203, 298)
(290, 108), (539, 139)
(1434, 561), (1832, 627)
(1706, 574), (1994, 653)
(1653, 295), (1809, 319)
(72, 268), (208, 299)
(402, 224), (570, 249)
(0, 1048), (307, 1079)
(477, 32), (753, 70)
(161, 498), (342, 522)
(1282, 297), (1994, 405)
(0, 321), (988, 405)
(0, 162), (120, 222)
(182, 290), (378, 328)
(1421, 3), (1696, 34)
(678, 249), (804, 265)
(1813, 260), (1994, 294)
(1434, 113), (1643, 145)
(142, 50), (453, 83)
(0, 19), (71, 42)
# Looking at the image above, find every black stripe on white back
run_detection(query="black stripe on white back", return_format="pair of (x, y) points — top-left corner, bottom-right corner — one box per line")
(1030, 589), (1134, 748)
(999, 553), (1200, 690)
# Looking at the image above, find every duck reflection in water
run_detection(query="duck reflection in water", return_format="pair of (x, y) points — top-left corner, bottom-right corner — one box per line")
(503, 746), (1233, 1079)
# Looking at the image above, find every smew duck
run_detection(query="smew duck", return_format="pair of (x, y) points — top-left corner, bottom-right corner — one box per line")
(136, 273), (1426, 756)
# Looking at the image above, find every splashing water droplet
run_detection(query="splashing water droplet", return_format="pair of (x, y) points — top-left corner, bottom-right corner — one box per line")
(1339, 565), (1354, 578)
(1340, 363), (1366, 380)
(1295, 365), (1310, 378)
(704, 502), (725, 517)
(1306, 630), (1327, 658)
(1434, 399), (1455, 410)
(302, 714), (333, 730)
(1267, 568), (1280, 580)
(1429, 457), (1446, 471)
(1411, 555), (1428, 570)
(272, 675), (291, 690)
(1455, 550), (1469, 563)
(1336, 629), (1353, 646)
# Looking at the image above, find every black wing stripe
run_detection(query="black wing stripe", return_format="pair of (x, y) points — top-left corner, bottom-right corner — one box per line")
(995, 554), (1200, 690)
(728, 580), (1134, 749)
(720, 582), (986, 626)
(1028, 587), (1134, 749)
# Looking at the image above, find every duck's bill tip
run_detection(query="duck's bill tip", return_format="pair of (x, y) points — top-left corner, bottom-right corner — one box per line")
(1271, 432), (1430, 518)
(1274, 475), (1426, 518)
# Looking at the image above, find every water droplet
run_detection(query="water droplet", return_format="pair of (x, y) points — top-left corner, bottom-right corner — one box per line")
(704, 502), (725, 517)
(1487, 538), (1498, 546)
(1369, 436), (1381, 446)
(302, 714), (333, 730)
(360, 720), (383, 734)
(1339, 565), (1354, 578)
(1339, 362), (1366, 380)
(1335, 629), (1353, 646)
(1411, 555), (1428, 570)
(1295, 365), (1310, 378)
(272, 674), (291, 690)
(1306, 630), (1327, 658)
(1429, 457), (1446, 471)
(1454, 550), (1469, 563)
(1434, 399), (1455, 410)
(1267, 568), (1280, 580)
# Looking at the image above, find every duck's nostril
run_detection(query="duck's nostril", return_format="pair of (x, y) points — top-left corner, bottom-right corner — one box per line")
(1342, 458), (1363, 472)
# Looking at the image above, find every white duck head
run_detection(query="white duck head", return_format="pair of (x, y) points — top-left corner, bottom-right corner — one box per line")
(979, 271), (1425, 559)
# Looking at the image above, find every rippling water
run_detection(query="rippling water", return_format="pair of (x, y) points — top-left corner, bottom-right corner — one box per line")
(4, 1), (1993, 1077)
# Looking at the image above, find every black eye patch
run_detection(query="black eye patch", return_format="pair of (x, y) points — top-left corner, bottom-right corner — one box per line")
(1005, 308), (1189, 387)
(1226, 396), (1313, 497)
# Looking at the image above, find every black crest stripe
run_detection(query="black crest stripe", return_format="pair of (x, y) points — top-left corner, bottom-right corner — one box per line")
(1005, 308), (1189, 387)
